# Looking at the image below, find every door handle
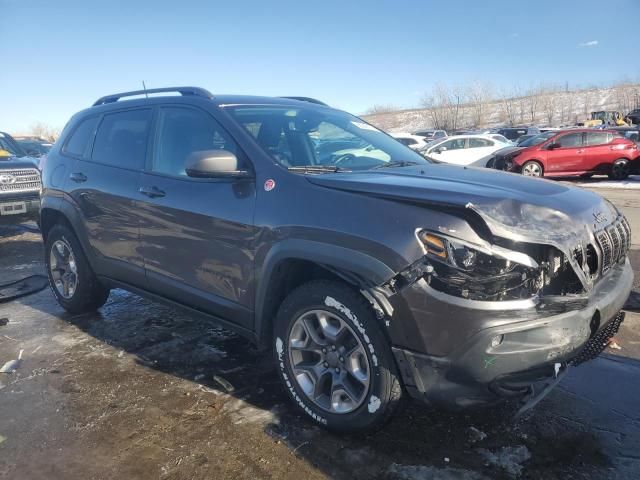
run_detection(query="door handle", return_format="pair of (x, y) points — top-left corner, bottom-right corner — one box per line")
(139, 186), (166, 198)
(70, 172), (87, 183)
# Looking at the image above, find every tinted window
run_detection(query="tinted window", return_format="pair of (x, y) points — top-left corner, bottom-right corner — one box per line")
(153, 107), (240, 176)
(585, 132), (611, 146)
(397, 137), (417, 146)
(92, 109), (151, 169)
(469, 138), (493, 148)
(557, 132), (583, 148)
(63, 117), (99, 157)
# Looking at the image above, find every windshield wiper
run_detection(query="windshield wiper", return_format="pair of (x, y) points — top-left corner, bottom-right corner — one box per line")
(371, 160), (420, 169)
(287, 165), (344, 173)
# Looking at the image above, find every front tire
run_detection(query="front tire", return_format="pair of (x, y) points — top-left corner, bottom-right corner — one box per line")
(274, 280), (402, 433)
(609, 158), (630, 180)
(521, 160), (543, 177)
(45, 224), (110, 313)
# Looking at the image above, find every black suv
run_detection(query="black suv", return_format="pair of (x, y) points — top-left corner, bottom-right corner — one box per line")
(41, 87), (633, 432)
(0, 132), (41, 223)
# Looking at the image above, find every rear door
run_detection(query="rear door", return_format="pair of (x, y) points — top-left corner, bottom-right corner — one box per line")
(67, 108), (151, 286)
(137, 105), (256, 330)
(545, 132), (585, 174)
(466, 138), (496, 164)
(584, 131), (615, 172)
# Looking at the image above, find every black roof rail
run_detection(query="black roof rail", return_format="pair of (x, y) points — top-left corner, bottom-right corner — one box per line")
(279, 96), (328, 106)
(92, 86), (214, 107)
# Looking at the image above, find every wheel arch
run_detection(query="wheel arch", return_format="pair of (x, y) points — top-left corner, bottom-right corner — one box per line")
(254, 239), (396, 348)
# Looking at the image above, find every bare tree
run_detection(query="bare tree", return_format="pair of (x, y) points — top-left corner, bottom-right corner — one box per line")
(467, 81), (493, 128)
(499, 88), (518, 125)
(29, 122), (60, 142)
(365, 104), (398, 115)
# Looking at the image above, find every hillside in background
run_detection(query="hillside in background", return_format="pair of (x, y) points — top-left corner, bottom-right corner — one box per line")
(362, 84), (640, 133)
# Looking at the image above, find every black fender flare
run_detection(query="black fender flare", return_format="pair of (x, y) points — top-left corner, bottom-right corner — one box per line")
(254, 238), (397, 343)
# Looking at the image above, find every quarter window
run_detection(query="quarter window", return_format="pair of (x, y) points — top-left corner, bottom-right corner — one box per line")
(92, 109), (152, 169)
(63, 116), (99, 158)
(153, 107), (240, 176)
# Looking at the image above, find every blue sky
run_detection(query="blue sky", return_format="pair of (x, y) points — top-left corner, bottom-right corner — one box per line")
(2, 0), (639, 132)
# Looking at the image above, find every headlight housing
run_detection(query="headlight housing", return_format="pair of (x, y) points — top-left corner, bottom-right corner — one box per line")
(417, 230), (541, 301)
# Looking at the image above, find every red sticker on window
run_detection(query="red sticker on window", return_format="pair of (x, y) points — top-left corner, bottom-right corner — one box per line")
(264, 179), (276, 191)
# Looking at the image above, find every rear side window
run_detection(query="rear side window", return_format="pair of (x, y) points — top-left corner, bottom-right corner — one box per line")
(92, 109), (152, 169)
(557, 132), (583, 148)
(152, 107), (241, 176)
(469, 138), (493, 148)
(585, 132), (612, 146)
(63, 116), (99, 158)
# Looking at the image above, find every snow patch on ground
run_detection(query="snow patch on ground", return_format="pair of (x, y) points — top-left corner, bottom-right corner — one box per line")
(477, 445), (531, 477)
(564, 175), (640, 189)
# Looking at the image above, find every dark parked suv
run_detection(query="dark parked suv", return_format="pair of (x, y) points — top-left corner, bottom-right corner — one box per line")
(41, 87), (633, 432)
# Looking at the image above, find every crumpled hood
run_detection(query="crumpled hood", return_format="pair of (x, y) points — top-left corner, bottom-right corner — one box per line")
(306, 163), (611, 227)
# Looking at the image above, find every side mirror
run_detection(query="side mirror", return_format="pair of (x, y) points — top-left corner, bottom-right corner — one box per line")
(185, 150), (252, 178)
(546, 142), (561, 150)
(434, 146), (447, 154)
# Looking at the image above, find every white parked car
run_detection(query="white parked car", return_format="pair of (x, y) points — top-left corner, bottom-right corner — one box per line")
(420, 134), (511, 166)
(391, 133), (429, 150)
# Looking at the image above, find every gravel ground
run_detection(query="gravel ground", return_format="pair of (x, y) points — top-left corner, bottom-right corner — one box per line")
(1, 184), (639, 480)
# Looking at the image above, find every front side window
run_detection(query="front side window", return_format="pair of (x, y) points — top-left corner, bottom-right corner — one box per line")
(439, 138), (466, 150)
(63, 116), (99, 158)
(557, 132), (583, 148)
(92, 109), (152, 169)
(225, 105), (428, 170)
(153, 107), (240, 176)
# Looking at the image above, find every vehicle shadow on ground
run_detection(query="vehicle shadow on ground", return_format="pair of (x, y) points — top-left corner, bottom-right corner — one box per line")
(20, 286), (615, 480)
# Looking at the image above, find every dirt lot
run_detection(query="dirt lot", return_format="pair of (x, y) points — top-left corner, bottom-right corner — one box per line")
(1, 186), (640, 479)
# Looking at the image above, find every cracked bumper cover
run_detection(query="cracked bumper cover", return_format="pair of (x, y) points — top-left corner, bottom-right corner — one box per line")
(390, 258), (633, 408)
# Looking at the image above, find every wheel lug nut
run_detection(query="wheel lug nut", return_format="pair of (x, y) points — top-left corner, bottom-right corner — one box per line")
(323, 362), (329, 368)
(335, 368), (340, 373)
(322, 348), (327, 353)
(332, 345), (336, 351)
(339, 356), (344, 362)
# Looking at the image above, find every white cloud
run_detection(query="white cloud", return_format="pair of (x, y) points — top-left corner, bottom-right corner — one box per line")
(578, 40), (599, 47)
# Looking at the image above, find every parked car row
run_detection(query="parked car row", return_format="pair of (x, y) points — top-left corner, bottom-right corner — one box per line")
(473, 129), (639, 179)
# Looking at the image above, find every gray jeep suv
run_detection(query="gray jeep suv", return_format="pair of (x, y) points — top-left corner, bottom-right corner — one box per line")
(41, 87), (633, 432)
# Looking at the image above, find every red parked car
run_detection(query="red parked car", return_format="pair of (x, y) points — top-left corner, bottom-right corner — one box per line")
(510, 129), (639, 179)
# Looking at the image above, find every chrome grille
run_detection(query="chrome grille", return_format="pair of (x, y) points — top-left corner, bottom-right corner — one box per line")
(0, 168), (42, 194)
(596, 217), (630, 275)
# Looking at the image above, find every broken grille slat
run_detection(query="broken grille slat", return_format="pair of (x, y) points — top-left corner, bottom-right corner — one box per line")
(596, 231), (612, 274)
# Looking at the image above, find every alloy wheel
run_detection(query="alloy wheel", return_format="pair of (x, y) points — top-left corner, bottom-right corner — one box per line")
(612, 160), (629, 180)
(49, 239), (78, 299)
(522, 162), (542, 177)
(288, 309), (370, 414)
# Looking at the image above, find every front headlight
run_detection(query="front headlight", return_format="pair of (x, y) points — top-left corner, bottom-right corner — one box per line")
(419, 231), (533, 273)
(417, 230), (541, 301)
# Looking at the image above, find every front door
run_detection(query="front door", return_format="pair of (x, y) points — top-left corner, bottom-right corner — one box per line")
(137, 105), (257, 330)
(545, 131), (585, 174)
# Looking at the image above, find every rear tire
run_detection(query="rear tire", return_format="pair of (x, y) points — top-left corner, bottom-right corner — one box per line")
(609, 158), (630, 180)
(521, 160), (543, 177)
(45, 224), (110, 313)
(273, 280), (402, 433)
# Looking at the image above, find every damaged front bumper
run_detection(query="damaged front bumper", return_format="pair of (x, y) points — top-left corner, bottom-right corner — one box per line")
(389, 258), (633, 408)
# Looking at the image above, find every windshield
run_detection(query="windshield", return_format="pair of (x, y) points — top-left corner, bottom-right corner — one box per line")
(518, 131), (556, 147)
(0, 134), (25, 157)
(225, 105), (429, 171)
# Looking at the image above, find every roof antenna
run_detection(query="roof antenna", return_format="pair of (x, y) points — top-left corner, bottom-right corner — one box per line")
(142, 81), (148, 98)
